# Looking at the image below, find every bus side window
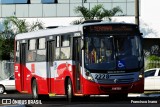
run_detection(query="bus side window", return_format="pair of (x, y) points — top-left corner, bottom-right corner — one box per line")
(36, 38), (46, 61)
(61, 35), (70, 46)
(56, 36), (60, 47)
(27, 39), (36, 62)
(73, 38), (81, 64)
(16, 41), (20, 62)
(55, 36), (60, 59)
(60, 35), (71, 59)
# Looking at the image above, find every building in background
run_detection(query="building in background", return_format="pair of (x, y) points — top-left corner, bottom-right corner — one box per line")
(0, 0), (135, 18)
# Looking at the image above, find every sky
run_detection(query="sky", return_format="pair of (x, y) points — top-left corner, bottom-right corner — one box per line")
(23, 0), (160, 38)
(140, 0), (160, 38)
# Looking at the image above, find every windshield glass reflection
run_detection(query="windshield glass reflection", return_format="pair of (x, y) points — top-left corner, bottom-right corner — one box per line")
(84, 35), (142, 71)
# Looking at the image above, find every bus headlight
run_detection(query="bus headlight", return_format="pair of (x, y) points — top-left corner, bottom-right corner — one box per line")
(87, 76), (94, 81)
(85, 70), (95, 82)
(138, 69), (144, 79)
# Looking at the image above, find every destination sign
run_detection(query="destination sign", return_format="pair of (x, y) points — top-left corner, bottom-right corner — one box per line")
(90, 26), (133, 32)
(83, 24), (139, 34)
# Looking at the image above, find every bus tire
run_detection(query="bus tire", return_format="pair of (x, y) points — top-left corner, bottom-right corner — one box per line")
(32, 79), (39, 99)
(67, 78), (74, 102)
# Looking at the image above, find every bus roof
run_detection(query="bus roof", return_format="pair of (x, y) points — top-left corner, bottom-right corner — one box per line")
(15, 22), (137, 40)
(15, 25), (81, 40)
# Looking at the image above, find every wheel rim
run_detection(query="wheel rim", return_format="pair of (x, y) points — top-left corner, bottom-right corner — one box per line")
(32, 81), (38, 98)
(0, 86), (4, 94)
(67, 83), (72, 99)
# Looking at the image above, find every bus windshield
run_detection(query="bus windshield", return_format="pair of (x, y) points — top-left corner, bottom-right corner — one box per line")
(84, 35), (142, 71)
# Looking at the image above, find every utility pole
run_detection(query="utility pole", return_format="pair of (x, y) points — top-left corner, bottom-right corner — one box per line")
(135, 0), (139, 26)
(82, 0), (87, 6)
(82, 0), (84, 6)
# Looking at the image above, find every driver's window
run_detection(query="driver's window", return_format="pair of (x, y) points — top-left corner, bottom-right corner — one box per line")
(85, 37), (115, 64)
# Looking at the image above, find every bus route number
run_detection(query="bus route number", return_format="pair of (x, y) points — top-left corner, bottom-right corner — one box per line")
(95, 74), (109, 80)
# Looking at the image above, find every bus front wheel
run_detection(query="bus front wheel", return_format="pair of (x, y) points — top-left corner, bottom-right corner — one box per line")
(67, 79), (74, 102)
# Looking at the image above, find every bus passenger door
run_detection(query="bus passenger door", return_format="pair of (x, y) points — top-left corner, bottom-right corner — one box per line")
(73, 37), (82, 93)
(20, 43), (27, 92)
(47, 41), (55, 94)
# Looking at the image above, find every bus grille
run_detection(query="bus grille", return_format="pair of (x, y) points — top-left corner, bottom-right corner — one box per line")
(97, 73), (135, 84)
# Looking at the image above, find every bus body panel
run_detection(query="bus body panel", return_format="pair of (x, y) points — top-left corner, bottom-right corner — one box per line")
(14, 64), (21, 92)
(52, 61), (74, 94)
(14, 22), (144, 97)
(82, 77), (144, 95)
(15, 63), (31, 93)
(15, 60), (76, 95)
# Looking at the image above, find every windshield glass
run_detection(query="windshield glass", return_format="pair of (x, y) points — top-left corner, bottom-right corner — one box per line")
(84, 35), (142, 71)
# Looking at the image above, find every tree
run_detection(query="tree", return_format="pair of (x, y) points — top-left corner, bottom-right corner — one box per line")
(0, 31), (14, 60)
(0, 16), (44, 60)
(4, 16), (44, 34)
(72, 4), (123, 24)
(96, 6), (123, 21)
(74, 4), (104, 20)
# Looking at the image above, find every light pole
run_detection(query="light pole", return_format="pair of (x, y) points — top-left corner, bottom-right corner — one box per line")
(135, 0), (139, 26)
(82, 0), (87, 6)
(82, 0), (84, 6)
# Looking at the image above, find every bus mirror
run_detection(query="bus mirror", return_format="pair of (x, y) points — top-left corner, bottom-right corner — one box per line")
(81, 39), (85, 50)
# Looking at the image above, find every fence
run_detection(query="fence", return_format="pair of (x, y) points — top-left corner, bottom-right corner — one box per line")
(0, 60), (14, 80)
(145, 60), (160, 69)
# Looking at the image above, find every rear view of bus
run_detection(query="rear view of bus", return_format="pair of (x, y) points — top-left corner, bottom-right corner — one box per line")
(82, 23), (144, 97)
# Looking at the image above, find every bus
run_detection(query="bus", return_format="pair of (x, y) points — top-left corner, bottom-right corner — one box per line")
(14, 22), (144, 101)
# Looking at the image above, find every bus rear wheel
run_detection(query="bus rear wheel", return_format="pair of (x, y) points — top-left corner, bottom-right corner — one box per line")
(32, 79), (39, 99)
(67, 79), (74, 102)
(32, 79), (49, 100)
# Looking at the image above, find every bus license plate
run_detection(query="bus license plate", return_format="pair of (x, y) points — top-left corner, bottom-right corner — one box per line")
(112, 87), (122, 90)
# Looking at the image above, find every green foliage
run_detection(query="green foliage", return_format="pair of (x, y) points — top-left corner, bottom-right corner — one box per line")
(4, 16), (44, 34)
(147, 55), (160, 61)
(146, 55), (160, 69)
(72, 4), (123, 25)
(0, 37), (14, 60)
(0, 16), (44, 60)
(74, 6), (91, 20)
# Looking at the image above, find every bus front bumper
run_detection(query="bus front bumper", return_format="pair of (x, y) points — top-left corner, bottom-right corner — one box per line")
(83, 79), (144, 95)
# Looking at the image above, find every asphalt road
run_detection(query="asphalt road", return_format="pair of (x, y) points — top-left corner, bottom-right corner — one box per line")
(0, 92), (160, 107)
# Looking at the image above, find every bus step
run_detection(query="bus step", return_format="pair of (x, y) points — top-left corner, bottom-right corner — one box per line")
(49, 93), (56, 96)
(74, 94), (84, 96)
(21, 91), (28, 93)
